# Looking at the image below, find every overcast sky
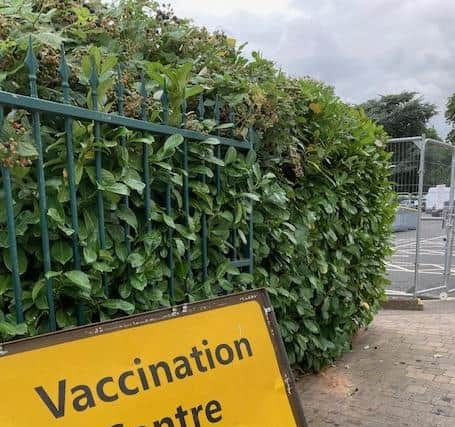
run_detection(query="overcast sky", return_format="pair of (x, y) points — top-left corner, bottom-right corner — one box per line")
(168, 0), (454, 137)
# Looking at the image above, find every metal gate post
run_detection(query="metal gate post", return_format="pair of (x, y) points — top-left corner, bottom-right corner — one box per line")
(442, 147), (455, 291)
(448, 229), (455, 294)
(413, 135), (426, 298)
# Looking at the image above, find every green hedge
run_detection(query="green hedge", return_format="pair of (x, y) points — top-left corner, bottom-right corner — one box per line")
(0, 0), (395, 370)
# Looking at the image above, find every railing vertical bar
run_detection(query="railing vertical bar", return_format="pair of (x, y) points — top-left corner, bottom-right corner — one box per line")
(0, 166), (23, 323)
(89, 58), (108, 295)
(162, 82), (175, 304)
(214, 95), (226, 294)
(25, 37), (56, 331)
(246, 127), (255, 274)
(59, 45), (85, 324)
(198, 95), (208, 283)
(214, 95), (222, 194)
(247, 202), (254, 274)
(140, 72), (152, 233)
(182, 100), (192, 299)
(228, 107), (237, 261)
(0, 104), (23, 323)
(413, 135), (426, 297)
(116, 65), (132, 265)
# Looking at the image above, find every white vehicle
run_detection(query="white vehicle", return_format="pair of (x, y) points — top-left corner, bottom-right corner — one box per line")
(425, 185), (451, 215)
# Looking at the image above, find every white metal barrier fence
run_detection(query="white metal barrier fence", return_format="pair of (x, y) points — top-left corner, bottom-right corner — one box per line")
(387, 136), (455, 299)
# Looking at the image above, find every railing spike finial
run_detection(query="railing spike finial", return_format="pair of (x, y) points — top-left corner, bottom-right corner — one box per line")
(197, 94), (205, 120)
(59, 43), (70, 81)
(140, 70), (147, 98)
(248, 126), (256, 147)
(229, 106), (235, 124)
(89, 56), (99, 92)
(115, 64), (123, 92)
(89, 56), (99, 111)
(140, 70), (148, 120)
(25, 35), (39, 97)
(25, 35), (38, 74)
(214, 94), (221, 124)
(115, 64), (125, 114)
(229, 106), (236, 138)
(181, 98), (187, 125)
(59, 43), (70, 103)
(161, 78), (169, 124)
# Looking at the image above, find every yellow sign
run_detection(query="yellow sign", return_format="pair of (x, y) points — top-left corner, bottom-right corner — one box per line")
(0, 290), (306, 427)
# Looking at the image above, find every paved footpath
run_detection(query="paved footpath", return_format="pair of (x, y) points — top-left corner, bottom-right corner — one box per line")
(297, 300), (455, 426)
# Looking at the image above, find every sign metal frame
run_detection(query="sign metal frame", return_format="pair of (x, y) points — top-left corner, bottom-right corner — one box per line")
(0, 289), (307, 427)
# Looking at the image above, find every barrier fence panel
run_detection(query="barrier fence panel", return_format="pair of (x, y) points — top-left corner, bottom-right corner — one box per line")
(387, 136), (455, 298)
(387, 138), (421, 296)
(419, 138), (453, 297)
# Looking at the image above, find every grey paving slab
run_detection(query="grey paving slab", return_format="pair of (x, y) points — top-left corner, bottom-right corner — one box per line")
(297, 300), (455, 427)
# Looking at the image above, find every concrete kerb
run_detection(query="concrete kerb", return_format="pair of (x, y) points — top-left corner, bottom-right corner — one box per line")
(381, 297), (424, 311)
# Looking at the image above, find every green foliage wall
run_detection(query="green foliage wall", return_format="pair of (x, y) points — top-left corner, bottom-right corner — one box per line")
(0, 0), (395, 370)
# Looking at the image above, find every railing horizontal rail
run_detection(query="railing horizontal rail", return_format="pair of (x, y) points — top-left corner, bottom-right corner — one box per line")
(388, 137), (423, 143)
(0, 91), (252, 150)
(425, 138), (455, 149)
(230, 259), (251, 268)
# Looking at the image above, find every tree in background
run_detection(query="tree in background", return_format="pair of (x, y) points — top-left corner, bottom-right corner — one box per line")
(425, 126), (441, 141)
(361, 92), (437, 138)
(446, 93), (455, 144)
(362, 93), (445, 194)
